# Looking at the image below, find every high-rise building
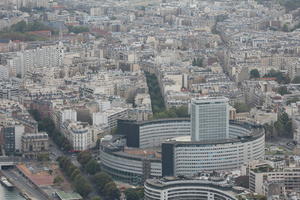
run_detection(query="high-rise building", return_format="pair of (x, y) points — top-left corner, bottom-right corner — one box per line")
(191, 97), (229, 141)
(8, 42), (64, 78)
(0, 123), (25, 154)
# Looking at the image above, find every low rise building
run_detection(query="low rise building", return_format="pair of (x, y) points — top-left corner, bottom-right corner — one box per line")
(21, 132), (49, 158)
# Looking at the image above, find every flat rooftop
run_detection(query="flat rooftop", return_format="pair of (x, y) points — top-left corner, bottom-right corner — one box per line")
(56, 191), (82, 200)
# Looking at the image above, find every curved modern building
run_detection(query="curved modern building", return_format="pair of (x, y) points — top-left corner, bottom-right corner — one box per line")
(162, 122), (265, 177)
(100, 136), (162, 185)
(101, 119), (264, 184)
(102, 96), (265, 185)
(144, 176), (242, 200)
(117, 118), (190, 148)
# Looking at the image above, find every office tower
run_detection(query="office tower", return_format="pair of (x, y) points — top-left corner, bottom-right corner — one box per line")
(191, 96), (229, 141)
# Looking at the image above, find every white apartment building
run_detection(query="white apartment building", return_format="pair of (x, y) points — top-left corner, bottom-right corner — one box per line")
(8, 42), (64, 78)
(6, 0), (50, 8)
(97, 100), (111, 112)
(93, 112), (108, 126)
(0, 65), (9, 80)
(249, 164), (300, 195)
(61, 120), (94, 151)
(59, 109), (77, 124)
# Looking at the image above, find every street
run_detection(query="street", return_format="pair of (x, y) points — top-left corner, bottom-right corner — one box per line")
(2, 169), (49, 200)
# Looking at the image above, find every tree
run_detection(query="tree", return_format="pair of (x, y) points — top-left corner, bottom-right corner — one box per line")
(277, 86), (290, 96)
(235, 176), (249, 188)
(70, 169), (81, 181)
(53, 176), (64, 185)
(74, 175), (92, 197)
(77, 151), (92, 165)
(264, 70), (290, 84)
(263, 123), (274, 139)
(11, 20), (27, 32)
(250, 69), (260, 79)
(286, 97), (300, 105)
(67, 26), (89, 34)
(283, 23), (289, 32)
(94, 172), (112, 192)
(29, 109), (41, 121)
(192, 57), (203, 67)
(274, 112), (293, 138)
(234, 102), (250, 113)
(91, 196), (102, 200)
(292, 76), (300, 84)
(153, 106), (189, 119)
(103, 182), (120, 200)
(84, 159), (101, 175)
(145, 72), (165, 113)
(37, 153), (50, 162)
(125, 188), (142, 200)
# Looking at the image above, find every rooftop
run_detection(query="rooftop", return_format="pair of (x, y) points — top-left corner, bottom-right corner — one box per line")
(56, 191), (82, 200)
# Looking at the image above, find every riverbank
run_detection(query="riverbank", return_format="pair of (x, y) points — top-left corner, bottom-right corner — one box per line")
(0, 171), (25, 200)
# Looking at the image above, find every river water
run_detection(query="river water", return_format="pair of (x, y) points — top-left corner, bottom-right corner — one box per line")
(0, 183), (25, 200)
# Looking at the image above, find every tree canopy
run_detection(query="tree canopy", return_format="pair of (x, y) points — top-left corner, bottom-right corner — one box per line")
(274, 112), (293, 138)
(234, 102), (250, 113)
(292, 76), (300, 84)
(264, 69), (290, 84)
(125, 188), (144, 200)
(153, 106), (189, 119)
(84, 159), (101, 175)
(102, 182), (120, 200)
(250, 69), (260, 79)
(67, 26), (89, 34)
(192, 57), (204, 67)
(277, 86), (291, 96)
(29, 110), (72, 151)
(145, 72), (165, 113)
(57, 156), (92, 197)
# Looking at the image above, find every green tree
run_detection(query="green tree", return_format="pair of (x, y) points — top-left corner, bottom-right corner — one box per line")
(91, 196), (102, 200)
(192, 57), (203, 67)
(37, 153), (50, 162)
(53, 176), (64, 185)
(234, 102), (250, 113)
(145, 72), (165, 113)
(67, 26), (89, 34)
(29, 109), (41, 121)
(11, 20), (27, 32)
(77, 151), (92, 165)
(234, 176), (249, 188)
(84, 159), (101, 175)
(274, 112), (293, 138)
(264, 70), (290, 84)
(153, 106), (189, 119)
(277, 86), (290, 96)
(94, 172), (113, 193)
(103, 182), (120, 200)
(250, 69), (260, 79)
(283, 23), (289, 32)
(70, 168), (80, 180)
(125, 188), (142, 200)
(74, 175), (92, 197)
(286, 97), (300, 105)
(263, 123), (274, 139)
(292, 76), (300, 83)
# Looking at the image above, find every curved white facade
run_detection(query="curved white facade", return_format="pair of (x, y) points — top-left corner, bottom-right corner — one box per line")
(170, 133), (265, 176)
(139, 119), (190, 148)
(144, 179), (238, 200)
(100, 146), (161, 185)
(101, 119), (265, 184)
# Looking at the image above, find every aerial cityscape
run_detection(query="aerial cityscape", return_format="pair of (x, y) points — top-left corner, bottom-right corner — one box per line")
(1, 0), (300, 199)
